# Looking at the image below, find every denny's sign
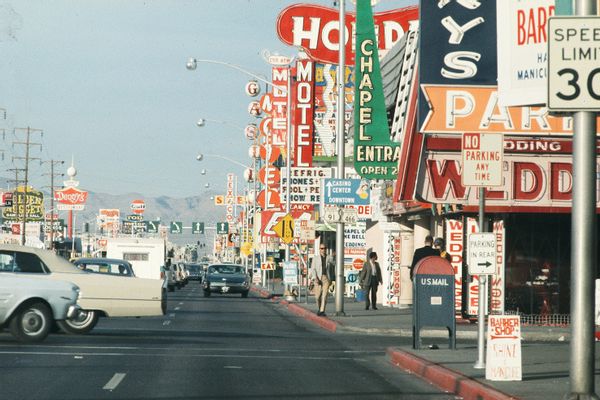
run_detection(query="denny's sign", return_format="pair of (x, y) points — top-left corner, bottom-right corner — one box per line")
(276, 4), (418, 65)
(55, 187), (88, 211)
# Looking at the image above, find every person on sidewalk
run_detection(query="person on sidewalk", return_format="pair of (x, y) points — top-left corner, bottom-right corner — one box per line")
(433, 237), (452, 262)
(326, 248), (336, 293)
(310, 243), (331, 316)
(409, 235), (439, 280)
(359, 252), (383, 310)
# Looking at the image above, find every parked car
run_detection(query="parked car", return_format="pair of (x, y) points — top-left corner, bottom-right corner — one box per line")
(0, 275), (80, 342)
(0, 244), (166, 335)
(202, 264), (250, 298)
(73, 258), (136, 277)
(185, 263), (203, 282)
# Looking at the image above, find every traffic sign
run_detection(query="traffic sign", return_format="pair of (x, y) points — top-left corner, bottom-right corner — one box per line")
(323, 178), (370, 205)
(322, 206), (358, 224)
(216, 222), (229, 235)
(273, 213), (295, 244)
(461, 133), (503, 187)
(192, 222), (205, 234)
(467, 233), (496, 275)
(170, 221), (183, 234)
(548, 16), (600, 111)
(145, 220), (160, 233)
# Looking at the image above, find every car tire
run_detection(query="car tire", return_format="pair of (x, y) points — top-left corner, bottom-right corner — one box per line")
(241, 291), (249, 298)
(9, 302), (52, 343)
(56, 310), (99, 334)
(203, 289), (211, 297)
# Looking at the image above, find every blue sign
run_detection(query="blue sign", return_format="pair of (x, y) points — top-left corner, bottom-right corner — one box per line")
(323, 178), (370, 205)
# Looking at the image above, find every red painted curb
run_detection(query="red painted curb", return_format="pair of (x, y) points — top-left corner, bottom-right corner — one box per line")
(287, 303), (337, 332)
(387, 348), (519, 400)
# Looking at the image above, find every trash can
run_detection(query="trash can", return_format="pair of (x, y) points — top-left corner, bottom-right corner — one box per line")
(355, 288), (366, 302)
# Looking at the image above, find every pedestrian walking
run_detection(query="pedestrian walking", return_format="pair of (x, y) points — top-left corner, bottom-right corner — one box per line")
(359, 252), (383, 310)
(409, 235), (440, 280)
(326, 248), (336, 293)
(310, 243), (331, 316)
(433, 237), (452, 262)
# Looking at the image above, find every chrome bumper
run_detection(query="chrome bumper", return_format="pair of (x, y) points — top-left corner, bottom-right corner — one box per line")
(66, 304), (82, 320)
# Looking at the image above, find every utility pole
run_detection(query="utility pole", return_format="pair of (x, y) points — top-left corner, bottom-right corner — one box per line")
(42, 159), (64, 250)
(12, 127), (43, 245)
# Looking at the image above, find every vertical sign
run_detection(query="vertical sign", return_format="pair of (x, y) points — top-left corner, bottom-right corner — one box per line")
(271, 66), (289, 147)
(353, 0), (399, 180)
(294, 60), (314, 167)
(446, 219), (464, 313)
(486, 315), (522, 381)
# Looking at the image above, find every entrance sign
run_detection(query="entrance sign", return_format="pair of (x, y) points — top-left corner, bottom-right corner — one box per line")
(468, 233), (496, 275)
(461, 133), (503, 187)
(548, 17), (600, 111)
(486, 315), (522, 381)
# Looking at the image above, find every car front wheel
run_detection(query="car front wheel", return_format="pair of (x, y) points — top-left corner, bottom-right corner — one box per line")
(9, 302), (52, 343)
(56, 310), (99, 334)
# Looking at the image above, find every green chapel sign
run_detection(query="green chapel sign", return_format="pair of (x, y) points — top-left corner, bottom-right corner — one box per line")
(353, 0), (400, 180)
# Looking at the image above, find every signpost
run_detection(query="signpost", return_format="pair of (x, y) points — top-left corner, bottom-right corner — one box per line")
(216, 222), (229, 235)
(461, 133), (503, 187)
(323, 178), (370, 206)
(192, 222), (205, 234)
(273, 213), (295, 244)
(467, 233), (496, 275)
(169, 221), (183, 234)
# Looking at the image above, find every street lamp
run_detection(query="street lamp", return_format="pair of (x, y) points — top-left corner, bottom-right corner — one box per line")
(196, 118), (245, 131)
(186, 58), (287, 93)
(196, 153), (250, 170)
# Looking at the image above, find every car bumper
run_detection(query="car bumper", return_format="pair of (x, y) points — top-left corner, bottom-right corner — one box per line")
(66, 304), (82, 320)
(205, 283), (249, 294)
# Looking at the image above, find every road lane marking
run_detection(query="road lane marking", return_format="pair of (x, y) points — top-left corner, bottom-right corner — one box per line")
(174, 307), (180, 311)
(178, 302), (184, 305)
(224, 366), (242, 369)
(163, 320), (171, 326)
(103, 373), (126, 390)
(169, 313), (176, 318)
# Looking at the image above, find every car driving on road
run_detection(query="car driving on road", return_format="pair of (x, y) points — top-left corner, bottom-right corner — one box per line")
(0, 244), (166, 335)
(0, 275), (80, 342)
(202, 264), (250, 298)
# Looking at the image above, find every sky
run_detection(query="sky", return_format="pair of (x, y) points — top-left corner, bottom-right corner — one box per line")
(0, 0), (416, 199)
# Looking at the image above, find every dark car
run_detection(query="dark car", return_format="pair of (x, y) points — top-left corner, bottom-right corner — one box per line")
(185, 263), (203, 282)
(202, 264), (250, 298)
(73, 258), (136, 277)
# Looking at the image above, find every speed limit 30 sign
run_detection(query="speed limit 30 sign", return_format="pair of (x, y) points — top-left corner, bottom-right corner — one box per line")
(548, 16), (600, 111)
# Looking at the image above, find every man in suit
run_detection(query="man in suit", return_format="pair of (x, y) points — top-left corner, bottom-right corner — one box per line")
(310, 243), (331, 316)
(410, 235), (440, 280)
(359, 252), (383, 310)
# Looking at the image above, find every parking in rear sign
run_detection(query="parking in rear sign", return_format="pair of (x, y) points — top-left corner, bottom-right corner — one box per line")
(467, 233), (496, 275)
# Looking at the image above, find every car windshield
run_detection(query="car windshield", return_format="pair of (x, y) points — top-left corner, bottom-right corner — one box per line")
(208, 265), (244, 275)
(187, 265), (201, 273)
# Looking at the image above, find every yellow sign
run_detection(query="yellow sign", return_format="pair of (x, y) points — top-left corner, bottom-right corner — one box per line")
(273, 213), (295, 244)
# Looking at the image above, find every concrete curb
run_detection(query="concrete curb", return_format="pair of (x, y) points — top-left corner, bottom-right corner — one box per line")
(286, 303), (338, 332)
(387, 347), (519, 400)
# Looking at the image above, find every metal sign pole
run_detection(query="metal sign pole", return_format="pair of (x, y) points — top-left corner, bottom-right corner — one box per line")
(474, 187), (486, 369)
(335, 0), (346, 316)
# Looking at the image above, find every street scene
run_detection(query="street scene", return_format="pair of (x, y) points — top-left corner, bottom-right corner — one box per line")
(1, 0), (600, 399)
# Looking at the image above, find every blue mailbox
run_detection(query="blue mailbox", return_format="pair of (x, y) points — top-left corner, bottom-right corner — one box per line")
(413, 256), (456, 350)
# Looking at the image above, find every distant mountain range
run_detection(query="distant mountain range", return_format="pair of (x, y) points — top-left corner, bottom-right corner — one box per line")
(0, 177), (223, 245)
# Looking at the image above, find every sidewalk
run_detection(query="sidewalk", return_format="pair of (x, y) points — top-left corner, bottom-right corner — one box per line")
(251, 284), (599, 400)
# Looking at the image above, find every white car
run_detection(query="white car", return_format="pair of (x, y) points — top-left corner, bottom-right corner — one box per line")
(0, 275), (80, 342)
(0, 244), (166, 335)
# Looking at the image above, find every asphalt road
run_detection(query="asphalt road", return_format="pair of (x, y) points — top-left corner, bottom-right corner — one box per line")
(0, 284), (456, 400)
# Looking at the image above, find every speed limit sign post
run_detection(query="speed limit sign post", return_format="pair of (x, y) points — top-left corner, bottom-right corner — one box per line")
(548, 16), (600, 111)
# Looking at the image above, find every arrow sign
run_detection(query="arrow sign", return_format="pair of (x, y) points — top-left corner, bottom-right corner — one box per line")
(468, 232), (496, 275)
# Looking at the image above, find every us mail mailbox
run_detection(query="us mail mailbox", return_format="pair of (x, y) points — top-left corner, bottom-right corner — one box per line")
(413, 256), (456, 349)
